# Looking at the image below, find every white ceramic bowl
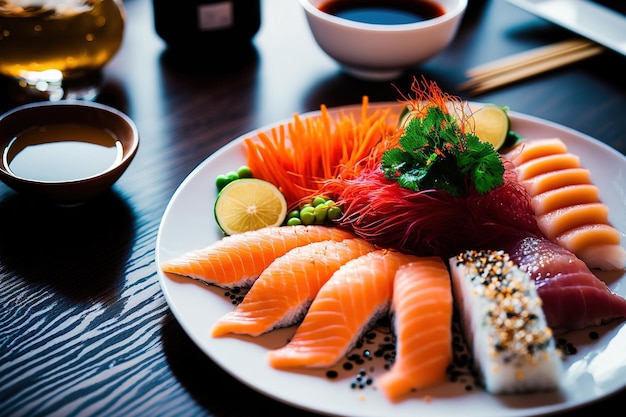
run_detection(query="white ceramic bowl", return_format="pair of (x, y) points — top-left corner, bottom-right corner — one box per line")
(299, 0), (468, 81)
(0, 101), (139, 206)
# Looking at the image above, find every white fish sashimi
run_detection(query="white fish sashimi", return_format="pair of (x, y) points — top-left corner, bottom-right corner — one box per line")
(449, 249), (563, 394)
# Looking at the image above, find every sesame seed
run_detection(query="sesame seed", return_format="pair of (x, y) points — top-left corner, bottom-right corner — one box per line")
(455, 249), (557, 367)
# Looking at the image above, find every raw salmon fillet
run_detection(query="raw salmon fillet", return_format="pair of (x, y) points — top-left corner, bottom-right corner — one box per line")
(505, 137), (568, 166)
(160, 225), (356, 288)
(514, 153), (581, 181)
(267, 249), (419, 369)
(531, 184), (600, 216)
(555, 224), (623, 254)
(536, 203), (609, 238)
(505, 137), (625, 270)
(520, 167), (591, 195)
(377, 258), (453, 401)
(211, 238), (376, 337)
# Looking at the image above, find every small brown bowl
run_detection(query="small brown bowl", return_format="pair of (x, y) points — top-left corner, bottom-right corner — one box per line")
(0, 101), (139, 206)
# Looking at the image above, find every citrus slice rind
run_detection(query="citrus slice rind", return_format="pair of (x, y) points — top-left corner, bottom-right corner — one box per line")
(214, 178), (288, 235)
(398, 105), (411, 127)
(471, 104), (510, 151)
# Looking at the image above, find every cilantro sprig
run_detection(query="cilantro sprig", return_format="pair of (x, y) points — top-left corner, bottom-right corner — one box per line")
(381, 106), (504, 196)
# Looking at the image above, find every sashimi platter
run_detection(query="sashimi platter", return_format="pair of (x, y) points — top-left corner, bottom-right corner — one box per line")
(156, 78), (626, 417)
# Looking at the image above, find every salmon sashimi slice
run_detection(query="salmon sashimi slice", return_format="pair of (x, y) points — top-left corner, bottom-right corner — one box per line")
(536, 203), (610, 239)
(555, 224), (626, 269)
(376, 258), (453, 401)
(577, 245), (626, 272)
(506, 137), (625, 271)
(504, 137), (568, 166)
(531, 184), (600, 216)
(267, 249), (420, 369)
(211, 238), (376, 337)
(514, 153), (581, 181)
(520, 167), (591, 195)
(503, 234), (626, 329)
(160, 225), (356, 288)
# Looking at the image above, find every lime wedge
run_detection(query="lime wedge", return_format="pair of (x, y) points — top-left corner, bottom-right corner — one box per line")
(472, 104), (510, 152)
(214, 178), (287, 235)
(398, 105), (411, 127)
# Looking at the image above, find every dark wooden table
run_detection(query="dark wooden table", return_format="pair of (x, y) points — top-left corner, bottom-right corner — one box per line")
(1, 0), (625, 416)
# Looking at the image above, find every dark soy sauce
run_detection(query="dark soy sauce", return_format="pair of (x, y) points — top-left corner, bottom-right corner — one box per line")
(318, 0), (446, 25)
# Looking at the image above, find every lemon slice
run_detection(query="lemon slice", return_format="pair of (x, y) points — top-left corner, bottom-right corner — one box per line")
(214, 178), (288, 235)
(472, 104), (510, 151)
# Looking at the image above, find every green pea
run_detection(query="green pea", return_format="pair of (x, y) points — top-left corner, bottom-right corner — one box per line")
(312, 196), (327, 207)
(287, 217), (302, 226)
(287, 209), (300, 219)
(314, 204), (328, 224)
(300, 206), (315, 225)
(327, 206), (342, 220)
(237, 165), (253, 178)
(215, 174), (230, 191)
(226, 171), (239, 182)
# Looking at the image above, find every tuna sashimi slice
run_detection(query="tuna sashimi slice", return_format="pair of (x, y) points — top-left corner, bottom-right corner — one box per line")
(533, 271), (626, 330)
(267, 249), (419, 369)
(160, 225), (356, 288)
(377, 258), (453, 401)
(503, 235), (626, 329)
(211, 238), (376, 337)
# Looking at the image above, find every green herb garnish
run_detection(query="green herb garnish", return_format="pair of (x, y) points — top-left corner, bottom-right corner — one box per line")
(381, 106), (504, 196)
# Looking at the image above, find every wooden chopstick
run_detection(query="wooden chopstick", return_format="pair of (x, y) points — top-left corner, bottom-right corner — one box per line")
(459, 39), (605, 95)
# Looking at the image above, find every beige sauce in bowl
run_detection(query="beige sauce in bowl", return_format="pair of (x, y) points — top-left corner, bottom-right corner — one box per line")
(3, 123), (123, 182)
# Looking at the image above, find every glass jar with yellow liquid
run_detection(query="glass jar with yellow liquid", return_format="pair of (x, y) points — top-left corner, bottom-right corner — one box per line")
(0, 0), (125, 102)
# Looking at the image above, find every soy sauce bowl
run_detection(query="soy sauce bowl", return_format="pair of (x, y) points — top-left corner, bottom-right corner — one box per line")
(300, 0), (468, 81)
(0, 101), (139, 206)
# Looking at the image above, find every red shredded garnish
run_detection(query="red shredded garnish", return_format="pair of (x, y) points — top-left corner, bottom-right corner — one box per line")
(328, 163), (541, 259)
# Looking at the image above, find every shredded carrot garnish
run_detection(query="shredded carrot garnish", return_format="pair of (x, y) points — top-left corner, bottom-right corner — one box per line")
(244, 97), (398, 208)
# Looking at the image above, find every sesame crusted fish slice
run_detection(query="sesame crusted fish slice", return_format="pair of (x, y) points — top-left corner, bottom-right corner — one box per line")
(449, 249), (564, 394)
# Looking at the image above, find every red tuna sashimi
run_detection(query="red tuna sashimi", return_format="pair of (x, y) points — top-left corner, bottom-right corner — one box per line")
(502, 234), (626, 329)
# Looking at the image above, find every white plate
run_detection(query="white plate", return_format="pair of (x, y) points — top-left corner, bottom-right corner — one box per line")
(156, 103), (626, 417)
